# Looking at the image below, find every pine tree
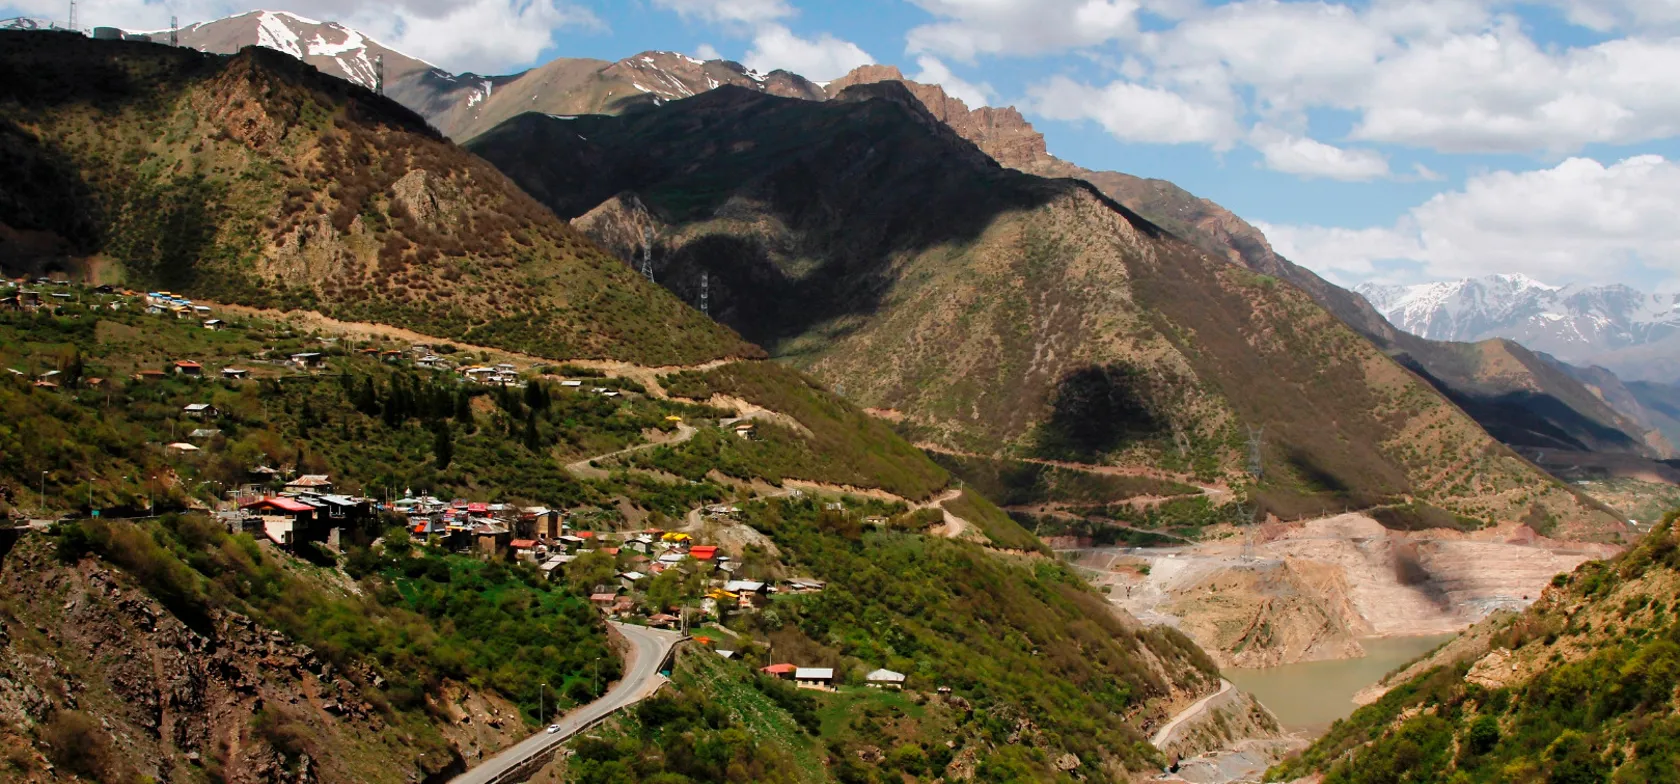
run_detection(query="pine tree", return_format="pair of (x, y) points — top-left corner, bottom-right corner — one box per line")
(523, 409), (541, 451)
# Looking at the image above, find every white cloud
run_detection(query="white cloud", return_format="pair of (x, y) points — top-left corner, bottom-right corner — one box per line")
(1249, 125), (1390, 180)
(1027, 73), (1241, 147)
(695, 42), (724, 61)
(1262, 155), (1680, 285)
(911, 55), (994, 108)
(744, 23), (874, 81)
(905, 0), (1142, 61)
(1537, 0), (1680, 32)
(13, 0), (602, 74)
(651, 0), (794, 26)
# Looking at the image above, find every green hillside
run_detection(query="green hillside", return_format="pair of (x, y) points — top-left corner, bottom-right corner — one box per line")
(0, 32), (753, 365)
(1273, 511), (1680, 783)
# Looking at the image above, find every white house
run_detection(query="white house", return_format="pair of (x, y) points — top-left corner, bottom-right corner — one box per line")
(866, 669), (906, 689)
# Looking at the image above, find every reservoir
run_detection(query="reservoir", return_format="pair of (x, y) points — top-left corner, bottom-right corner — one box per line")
(1223, 634), (1457, 733)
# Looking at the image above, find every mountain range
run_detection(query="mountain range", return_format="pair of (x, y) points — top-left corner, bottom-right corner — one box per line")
(39, 12), (1670, 507)
(1358, 274), (1680, 384)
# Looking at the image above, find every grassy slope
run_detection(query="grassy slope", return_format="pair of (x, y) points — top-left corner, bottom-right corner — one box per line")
(0, 33), (753, 365)
(467, 87), (1620, 535)
(1273, 513), (1680, 783)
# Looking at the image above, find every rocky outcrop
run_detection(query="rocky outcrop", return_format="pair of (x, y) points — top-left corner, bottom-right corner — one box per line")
(0, 533), (470, 783)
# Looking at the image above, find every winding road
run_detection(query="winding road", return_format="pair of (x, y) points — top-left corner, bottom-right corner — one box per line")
(1152, 679), (1235, 749)
(450, 623), (687, 784)
(564, 423), (697, 480)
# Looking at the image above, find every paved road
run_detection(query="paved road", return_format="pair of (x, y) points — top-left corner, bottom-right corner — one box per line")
(1152, 679), (1234, 749)
(451, 623), (687, 784)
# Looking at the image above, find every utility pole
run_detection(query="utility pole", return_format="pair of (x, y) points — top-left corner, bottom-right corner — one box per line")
(40, 471), (48, 514)
(538, 682), (545, 726)
(66, 0), (75, 33)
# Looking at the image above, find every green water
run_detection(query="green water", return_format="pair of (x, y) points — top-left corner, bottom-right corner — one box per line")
(1223, 634), (1457, 733)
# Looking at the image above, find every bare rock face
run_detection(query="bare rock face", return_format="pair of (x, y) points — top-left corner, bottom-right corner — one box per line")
(1465, 648), (1520, 690)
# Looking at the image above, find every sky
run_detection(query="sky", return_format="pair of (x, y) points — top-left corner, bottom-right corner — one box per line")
(8, 0), (1680, 291)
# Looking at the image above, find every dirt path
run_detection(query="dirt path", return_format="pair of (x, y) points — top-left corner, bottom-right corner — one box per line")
(565, 424), (697, 480)
(916, 444), (1233, 504)
(1152, 679), (1235, 749)
(211, 302), (748, 396)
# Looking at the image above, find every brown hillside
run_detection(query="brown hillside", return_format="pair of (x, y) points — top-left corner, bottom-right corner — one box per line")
(0, 32), (755, 365)
(466, 86), (1622, 536)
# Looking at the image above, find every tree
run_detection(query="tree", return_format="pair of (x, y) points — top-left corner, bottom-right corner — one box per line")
(433, 420), (453, 468)
(523, 409), (542, 451)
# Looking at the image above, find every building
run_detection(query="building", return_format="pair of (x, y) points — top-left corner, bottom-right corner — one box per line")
(510, 539), (540, 561)
(522, 507), (561, 539)
(182, 403), (217, 419)
(689, 545), (719, 562)
(290, 352), (325, 369)
(202, 319), (224, 330)
(794, 668), (836, 691)
(284, 474), (333, 493)
(760, 663), (797, 679)
(172, 360), (203, 377)
(165, 442), (200, 454)
(866, 669), (906, 689)
(133, 369), (166, 381)
(619, 571), (646, 592)
(240, 496), (319, 547)
(221, 367), (250, 380)
(187, 428), (221, 441)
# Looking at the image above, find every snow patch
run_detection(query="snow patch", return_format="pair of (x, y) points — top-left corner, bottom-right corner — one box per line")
(253, 11), (304, 58)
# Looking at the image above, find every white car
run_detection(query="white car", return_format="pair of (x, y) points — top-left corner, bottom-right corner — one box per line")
(547, 724), (561, 734)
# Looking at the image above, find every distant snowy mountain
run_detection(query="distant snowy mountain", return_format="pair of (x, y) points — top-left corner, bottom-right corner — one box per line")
(159, 10), (433, 91)
(1356, 275), (1680, 382)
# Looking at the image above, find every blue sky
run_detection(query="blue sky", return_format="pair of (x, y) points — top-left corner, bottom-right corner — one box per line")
(9, 0), (1680, 290)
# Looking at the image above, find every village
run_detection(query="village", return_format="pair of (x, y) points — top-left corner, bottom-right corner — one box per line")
(7, 277), (920, 695)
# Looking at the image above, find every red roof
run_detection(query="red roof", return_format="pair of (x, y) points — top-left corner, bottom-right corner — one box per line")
(761, 663), (797, 675)
(576, 531), (595, 538)
(689, 546), (718, 560)
(241, 496), (313, 513)
(510, 539), (537, 548)
(173, 360), (202, 368)
(590, 593), (617, 603)
(467, 502), (489, 513)
(602, 547), (620, 555)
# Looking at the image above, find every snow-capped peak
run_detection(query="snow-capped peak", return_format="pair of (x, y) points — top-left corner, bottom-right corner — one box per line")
(1356, 274), (1680, 367)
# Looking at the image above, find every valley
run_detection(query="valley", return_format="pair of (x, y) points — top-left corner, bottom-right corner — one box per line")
(0, 17), (1673, 784)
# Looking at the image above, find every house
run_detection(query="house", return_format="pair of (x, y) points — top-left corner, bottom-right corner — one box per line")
(783, 578), (826, 594)
(248, 465), (281, 481)
(202, 319), (224, 330)
(305, 494), (372, 527)
(165, 442), (200, 453)
(510, 539), (540, 561)
(733, 422), (756, 440)
(647, 613), (679, 628)
(285, 475), (333, 493)
(866, 669), (907, 690)
(794, 668), (835, 691)
(474, 525), (512, 557)
(133, 369), (166, 381)
(590, 593), (618, 609)
(290, 352), (325, 369)
(192, 305), (212, 317)
(689, 545), (719, 562)
(559, 380), (583, 388)
(240, 496), (318, 547)
(523, 507), (561, 539)
(187, 428), (221, 441)
(221, 367), (249, 380)
(760, 663), (797, 679)
(619, 571), (646, 591)
(172, 360), (203, 377)
(183, 403), (217, 419)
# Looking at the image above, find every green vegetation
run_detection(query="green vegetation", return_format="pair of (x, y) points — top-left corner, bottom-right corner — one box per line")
(942, 490), (1047, 553)
(653, 362), (950, 500)
(1371, 501), (1489, 533)
(0, 306), (725, 518)
(708, 496), (1218, 780)
(1273, 513), (1680, 783)
(929, 451), (1198, 506)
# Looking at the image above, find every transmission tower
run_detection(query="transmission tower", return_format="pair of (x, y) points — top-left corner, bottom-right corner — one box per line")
(66, 0), (75, 32)
(1245, 426), (1264, 480)
(640, 226), (655, 282)
(170, 15), (178, 46)
(374, 54), (385, 95)
(699, 271), (709, 316)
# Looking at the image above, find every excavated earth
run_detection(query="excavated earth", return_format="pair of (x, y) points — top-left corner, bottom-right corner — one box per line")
(1068, 514), (1618, 669)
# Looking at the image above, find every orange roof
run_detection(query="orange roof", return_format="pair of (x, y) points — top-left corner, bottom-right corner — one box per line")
(576, 531), (595, 538)
(689, 546), (718, 560)
(241, 496), (313, 513)
(510, 539), (538, 548)
(761, 663), (797, 675)
(173, 360), (202, 368)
